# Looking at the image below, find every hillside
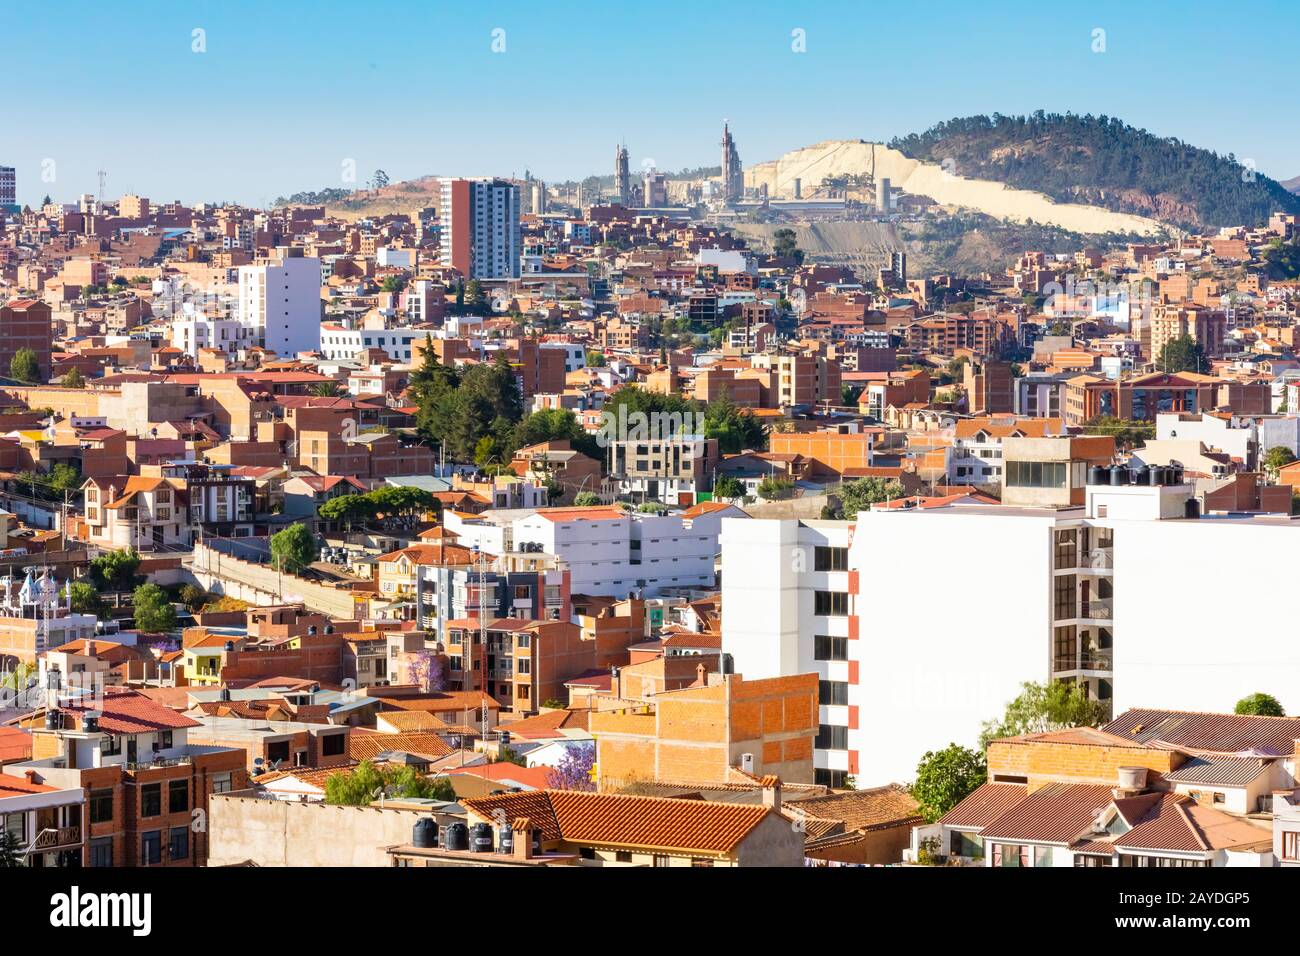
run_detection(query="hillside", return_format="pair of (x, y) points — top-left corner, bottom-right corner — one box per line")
(1283, 175), (1300, 195)
(889, 113), (1300, 229)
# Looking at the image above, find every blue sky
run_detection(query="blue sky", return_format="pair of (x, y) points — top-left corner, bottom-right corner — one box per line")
(4, 0), (1297, 206)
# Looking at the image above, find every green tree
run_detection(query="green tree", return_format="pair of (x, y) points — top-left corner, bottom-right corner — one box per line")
(133, 583), (177, 633)
(379, 275), (405, 294)
(1235, 692), (1285, 717)
(911, 744), (987, 823)
(60, 368), (85, 389)
(47, 463), (81, 494)
(310, 381), (343, 397)
(0, 828), (22, 867)
(513, 408), (602, 461)
(712, 474), (745, 500)
(979, 680), (1109, 749)
(1160, 334), (1208, 374)
(325, 760), (455, 805)
(772, 227), (805, 264)
(1262, 446), (1297, 478)
(9, 348), (40, 384)
(270, 524), (317, 575)
(756, 476), (795, 500)
(573, 491), (602, 507)
(700, 395), (766, 454)
(586, 351), (607, 367)
(178, 584), (211, 611)
(1083, 416), (1155, 448)
(89, 548), (142, 591)
(65, 581), (107, 618)
(824, 477), (904, 520)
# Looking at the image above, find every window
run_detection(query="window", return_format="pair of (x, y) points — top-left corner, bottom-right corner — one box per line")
(1006, 460), (1067, 489)
(159, 731), (173, 750)
(814, 591), (849, 616)
(814, 635), (848, 661)
(321, 733), (346, 757)
(1283, 831), (1300, 862)
(89, 837), (113, 867)
(615, 850), (632, 862)
(818, 680), (848, 706)
(141, 783), (162, 818)
(169, 826), (189, 861)
(1054, 574), (1077, 620)
(992, 843), (1030, 868)
(815, 768), (849, 788)
(814, 546), (848, 572)
(141, 830), (162, 865)
(267, 740), (291, 764)
(652, 854), (671, 867)
(168, 779), (189, 814)
(516, 634), (531, 649)
(211, 772), (233, 795)
(815, 724), (848, 750)
(90, 789), (114, 824)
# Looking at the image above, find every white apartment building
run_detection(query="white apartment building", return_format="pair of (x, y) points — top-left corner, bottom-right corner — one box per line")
(319, 325), (425, 363)
(238, 247), (323, 358)
(722, 473), (1300, 788)
(500, 504), (742, 598)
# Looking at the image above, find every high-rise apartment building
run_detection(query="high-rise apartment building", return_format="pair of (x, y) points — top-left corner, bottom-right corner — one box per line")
(438, 178), (521, 280)
(0, 166), (15, 211)
(237, 246), (323, 358)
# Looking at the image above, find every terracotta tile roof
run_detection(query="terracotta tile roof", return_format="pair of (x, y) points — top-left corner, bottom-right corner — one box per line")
(448, 761), (554, 790)
(497, 708), (590, 740)
(375, 710), (448, 732)
(55, 688), (202, 735)
(0, 726), (33, 763)
(0, 773), (57, 796)
(465, 789), (775, 855)
(375, 691), (501, 713)
(1102, 708), (1300, 756)
(348, 732), (453, 762)
(938, 781), (1029, 829)
(788, 784), (921, 833)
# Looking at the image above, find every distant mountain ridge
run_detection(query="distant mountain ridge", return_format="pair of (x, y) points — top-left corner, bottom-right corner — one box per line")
(889, 112), (1300, 229)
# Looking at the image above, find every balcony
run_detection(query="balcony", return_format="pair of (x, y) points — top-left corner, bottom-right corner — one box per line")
(32, 826), (82, 851)
(1054, 650), (1114, 673)
(1078, 549), (1113, 571)
(1080, 601), (1113, 621)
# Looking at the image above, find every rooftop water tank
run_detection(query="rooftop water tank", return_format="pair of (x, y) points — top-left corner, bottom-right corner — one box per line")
(412, 817), (437, 849)
(497, 823), (514, 855)
(443, 822), (468, 852)
(470, 822), (493, 853)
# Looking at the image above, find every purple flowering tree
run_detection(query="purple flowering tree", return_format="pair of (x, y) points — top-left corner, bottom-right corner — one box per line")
(545, 742), (596, 792)
(406, 650), (446, 693)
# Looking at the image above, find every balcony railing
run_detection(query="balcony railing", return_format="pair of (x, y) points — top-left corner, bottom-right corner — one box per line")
(1080, 601), (1114, 620)
(1077, 549), (1114, 570)
(33, 826), (81, 850)
(1054, 652), (1114, 673)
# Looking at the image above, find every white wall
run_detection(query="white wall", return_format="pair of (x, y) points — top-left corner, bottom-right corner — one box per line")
(851, 509), (1057, 784)
(1108, 517), (1300, 716)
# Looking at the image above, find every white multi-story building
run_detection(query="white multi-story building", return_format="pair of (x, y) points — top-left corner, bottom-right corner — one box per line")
(722, 473), (1300, 788)
(452, 503), (746, 599)
(438, 178), (521, 280)
(319, 325), (426, 363)
(238, 247), (322, 358)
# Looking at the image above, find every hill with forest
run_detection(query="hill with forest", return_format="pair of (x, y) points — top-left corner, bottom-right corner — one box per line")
(889, 113), (1300, 229)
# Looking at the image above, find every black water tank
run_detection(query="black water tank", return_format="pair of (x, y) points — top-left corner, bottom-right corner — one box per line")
(44, 709), (60, 731)
(1088, 465), (1107, 486)
(1109, 465), (1127, 486)
(1133, 465), (1150, 487)
(1145, 465), (1162, 486)
(497, 823), (514, 854)
(444, 823), (468, 852)
(470, 822), (493, 853)
(1170, 465), (1184, 485)
(412, 817), (437, 849)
